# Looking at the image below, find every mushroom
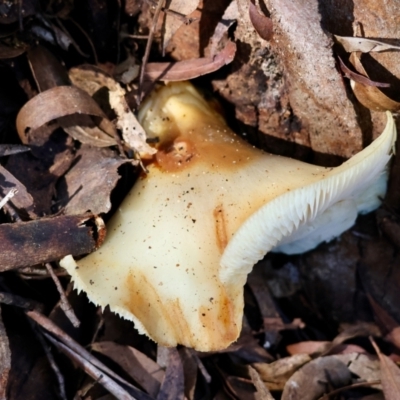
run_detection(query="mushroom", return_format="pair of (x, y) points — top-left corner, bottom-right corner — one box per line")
(61, 82), (396, 351)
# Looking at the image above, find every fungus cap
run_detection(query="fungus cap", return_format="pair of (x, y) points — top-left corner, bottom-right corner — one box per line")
(61, 82), (396, 351)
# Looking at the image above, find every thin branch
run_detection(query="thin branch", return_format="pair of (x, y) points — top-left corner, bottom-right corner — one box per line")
(318, 379), (381, 399)
(44, 333), (135, 400)
(45, 263), (80, 328)
(0, 188), (17, 211)
(138, 0), (166, 103)
(25, 310), (152, 399)
(31, 324), (68, 400)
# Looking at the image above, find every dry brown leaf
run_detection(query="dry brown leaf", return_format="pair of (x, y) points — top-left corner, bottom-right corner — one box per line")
(179, 348), (197, 400)
(286, 341), (330, 356)
(349, 53), (400, 112)
(27, 46), (70, 92)
(0, 214), (102, 272)
(338, 56), (390, 88)
(248, 366), (274, 400)
(15, 86), (116, 146)
(281, 356), (352, 400)
(69, 66), (156, 157)
(157, 348), (184, 400)
(249, 2), (273, 41)
(144, 40), (236, 81)
(342, 353), (381, 387)
(335, 35), (400, 53)
(252, 354), (311, 391)
(371, 338), (400, 400)
(0, 43), (26, 59)
(0, 308), (11, 400)
(163, 0), (200, 53)
(57, 146), (130, 215)
(91, 341), (164, 397)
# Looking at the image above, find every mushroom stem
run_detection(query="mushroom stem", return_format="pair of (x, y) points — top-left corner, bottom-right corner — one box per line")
(61, 82), (396, 351)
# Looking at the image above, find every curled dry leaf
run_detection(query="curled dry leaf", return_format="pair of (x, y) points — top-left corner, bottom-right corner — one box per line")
(349, 53), (400, 112)
(335, 35), (400, 53)
(144, 40), (236, 81)
(252, 354), (311, 391)
(0, 214), (102, 272)
(15, 86), (117, 146)
(69, 66), (156, 157)
(281, 356), (352, 400)
(249, 2), (273, 41)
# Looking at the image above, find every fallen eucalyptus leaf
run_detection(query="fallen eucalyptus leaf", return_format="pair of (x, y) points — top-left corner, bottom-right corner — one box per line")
(335, 35), (400, 53)
(349, 53), (400, 112)
(144, 40), (236, 81)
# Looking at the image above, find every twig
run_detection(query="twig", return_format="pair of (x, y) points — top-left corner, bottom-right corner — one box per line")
(0, 291), (42, 311)
(44, 333), (135, 400)
(65, 17), (98, 64)
(0, 188), (17, 210)
(45, 263), (80, 328)
(138, 0), (165, 103)
(31, 323), (68, 400)
(25, 310), (153, 400)
(318, 379), (381, 399)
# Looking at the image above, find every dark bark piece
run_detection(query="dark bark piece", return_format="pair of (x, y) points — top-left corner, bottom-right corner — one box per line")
(359, 238), (400, 324)
(3, 306), (57, 400)
(299, 231), (370, 324)
(0, 214), (100, 271)
(27, 46), (71, 92)
(0, 307), (11, 400)
(57, 146), (128, 215)
(266, 0), (363, 158)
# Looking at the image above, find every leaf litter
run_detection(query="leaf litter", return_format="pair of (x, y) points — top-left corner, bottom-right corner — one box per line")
(1, 0), (400, 399)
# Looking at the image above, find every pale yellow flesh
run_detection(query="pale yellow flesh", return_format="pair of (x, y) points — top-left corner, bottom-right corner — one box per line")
(61, 82), (396, 351)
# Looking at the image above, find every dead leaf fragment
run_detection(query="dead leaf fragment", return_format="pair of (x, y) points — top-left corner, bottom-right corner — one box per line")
(335, 35), (400, 53)
(252, 354), (311, 391)
(349, 53), (400, 112)
(91, 341), (164, 397)
(144, 40), (236, 81)
(249, 2), (273, 41)
(163, 0), (200, 53)
(371, 338), (400, 400)
(248, 366), (274, 400)
(157, 348), (184, 400)
(281, 356), (352, 400)
(57, 146), (130, 215)
(0, 214), (101, 271)
(69, 66), (156, 157)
